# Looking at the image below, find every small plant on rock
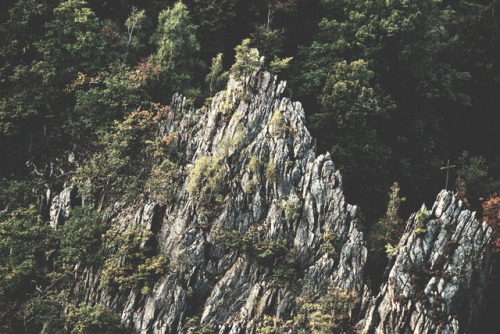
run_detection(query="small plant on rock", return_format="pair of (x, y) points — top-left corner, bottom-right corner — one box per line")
(280, 197), (301, 221)
(269, 109), (284, 136)
(414, 208), (429, 236)
(265, 161), (278, 184)
(187, 156), (226, 207)
(247, 155), (262, 173)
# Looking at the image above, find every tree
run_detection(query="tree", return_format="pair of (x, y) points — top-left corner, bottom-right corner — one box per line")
(0, 206), (51, 297)
(230, 39), (262, 83)
(57, 206), (106, 269)
(0, 206), (53, 332)
(205, 53), (228, 96)
(151, 1), (201, 97)
(34, 0), (108, 89)
(76, 103), (172, 203)
(311, 60), (393, 205)
(455, 151), (489, 205)
(69, 61), (154, 143)
(292, 0), (469, 219)
(123, 6), (146, 64)
(367, 182), (405, 287)
(0, 0), (113, 176)
(250, 25), (285, 61)
(264, 0), (297, 29)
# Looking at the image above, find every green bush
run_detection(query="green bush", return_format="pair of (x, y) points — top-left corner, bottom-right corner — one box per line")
(269, 109), (284, 136)
(215, 126), (244, 157)
(100, 224), (168, 294)
(0, 179), (36, 210)
(320, 228), (338, 256)
(280, 197), (301, 221)
(57, 206), (106, 269)
(67, 304), (124, 334)
(0, 206), (52, 297)
(145, 159), (178, 205)
(265, 161), (278, 184)
(24, 296), (65, 334)
(413, 208), (429, 236)
(257, 315), (290, 334)
(212, 224), (297, 282)
(247, 155), (262, 173)
(76, 104), (172, 203)
(187, 156), (226, 207)
(243, 176), (259, 194)
(296, 285), (359, 333)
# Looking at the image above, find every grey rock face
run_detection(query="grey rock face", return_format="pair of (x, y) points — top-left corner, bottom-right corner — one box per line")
(74, 71), (368, 333)
(49, 185), (76, 228)
(57, 70), (491, 333)
(359, 190), (491, 334)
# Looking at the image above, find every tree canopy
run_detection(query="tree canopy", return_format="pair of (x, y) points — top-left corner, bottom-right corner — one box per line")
(1, 0), (500, 330)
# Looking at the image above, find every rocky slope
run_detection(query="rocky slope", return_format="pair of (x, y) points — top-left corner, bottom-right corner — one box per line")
(49, 70), (492, 333)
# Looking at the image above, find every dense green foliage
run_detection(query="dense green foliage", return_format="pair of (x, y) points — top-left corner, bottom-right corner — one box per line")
(2, 0), (499, 215)
(2, 0), (500, 331)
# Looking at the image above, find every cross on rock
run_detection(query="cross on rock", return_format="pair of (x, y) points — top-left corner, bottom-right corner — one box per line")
(441, 159), (456, 190)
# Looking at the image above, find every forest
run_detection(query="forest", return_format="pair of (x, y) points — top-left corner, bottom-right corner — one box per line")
(1, 0), (499, 333)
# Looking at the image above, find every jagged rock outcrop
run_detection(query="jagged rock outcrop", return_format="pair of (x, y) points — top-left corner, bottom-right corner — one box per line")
(71, 70), (368, 333)
(50, 70), (492, 333)
(359, 191), (491, 334)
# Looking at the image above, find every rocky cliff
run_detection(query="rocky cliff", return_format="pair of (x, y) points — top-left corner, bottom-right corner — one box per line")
(50, 70), (492, 333)
(359, 191), (491, 333)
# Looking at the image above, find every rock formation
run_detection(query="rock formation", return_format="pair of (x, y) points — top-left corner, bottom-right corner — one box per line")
(359, 191), (491, 333)
(49, 70), (492, 333)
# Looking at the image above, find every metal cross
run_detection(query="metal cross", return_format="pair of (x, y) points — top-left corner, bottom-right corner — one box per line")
(441, 159), (456, 190)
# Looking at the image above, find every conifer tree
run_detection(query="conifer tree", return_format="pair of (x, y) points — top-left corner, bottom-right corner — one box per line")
(151, 1), (201, 96)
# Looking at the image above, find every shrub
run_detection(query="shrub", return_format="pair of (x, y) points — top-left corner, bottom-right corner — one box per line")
(0, 179), (35, 210)
(483, 195), (500, 253)
(187, 156), (226, 207)
(247, 155), (262, 173)
(385, 243), (398, 258)
(413, 208), (429, 236)
(67, 304), (124, 334)
(182, 316), (217, 334)
(368, 183), (405, 262)
(216, 126), (244, 157)
(0, 206), (52, 297)
(24, 296), (65, 334)
(243, 176), (259, 194)
(265, 161), (278, 184)
(269, 56), (293, 74)
(57, 206), (106, 269)
(76, 104), (172, 203)
(256, 315), (290, 334)
(212, 224), (297, 283)
(296, 285), (359, 333)
(269, 109), (284, 136)
(320, 228), (338, 256)
(230, 39), (261, 82)
(280, 197), (301, 221)
(145, 159), (178, 205)
(100, 224), (168, 293)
